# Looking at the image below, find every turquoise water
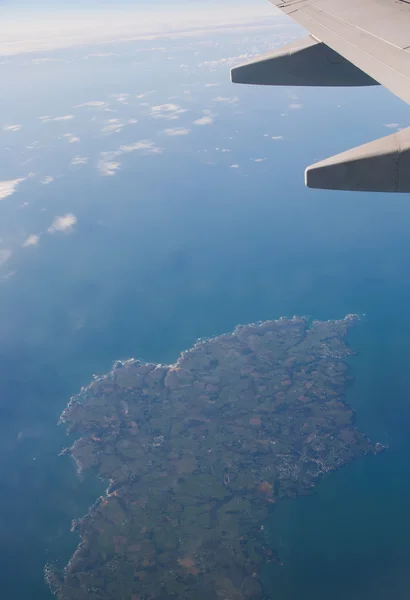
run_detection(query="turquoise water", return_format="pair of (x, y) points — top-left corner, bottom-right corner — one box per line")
(1, 27), (410, 600)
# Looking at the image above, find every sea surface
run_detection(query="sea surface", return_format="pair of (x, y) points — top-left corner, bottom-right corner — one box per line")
(1, 25), (410, 600)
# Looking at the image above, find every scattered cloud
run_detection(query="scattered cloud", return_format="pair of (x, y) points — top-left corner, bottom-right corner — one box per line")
(230, 164), (240, 169)
(112, 93), (130, 105)
(85, 52), (116, 58)
(204, 83), (219, 88)
(75, 101), (107, 108)
(150, 104), (187, 120)
(98, 139), (163, 176)
(119, 140), (163, 154)
(3, 124), (22, 132)
(136, 90), (156, 99)
(213, 96), (240, 104)
(0, 177), (25, 199)
(31, 57), (58, 64)
(253, 158), (266, 162)
(63, 133), (80, 143)
(194, 116), (213, 126)
(384, 123), (400, 129)
(98, 153), (121, 176)
(164, 127), (191, 136)
(71, 156), (89, 165)
(102, 119), (124, 135)
(23, 234), (40, 248)
(40, 115), (74, 123)
(271, 136), (284, 140)
(48, 213), (77, 233)
(41, 176), (54, 184)
(288, 103), (303, 110)
(128, 118), (138, 124)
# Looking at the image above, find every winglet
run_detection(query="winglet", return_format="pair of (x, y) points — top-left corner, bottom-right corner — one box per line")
(305, 126), (410, 193)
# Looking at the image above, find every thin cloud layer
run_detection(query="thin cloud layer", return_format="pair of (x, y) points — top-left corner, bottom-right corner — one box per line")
(63, 133), (80, 143)
(3, 124), (22, 132)
(119, 140), (163, 154)
(75, 101), (107, 108)
(41, 176), (54, 184)
(98, 139), (163, 176)
(0, 249), (12, 266)
(164, 128), (191, 136)
(40, 115), (74, 123)
(213, 96), (240, 104)
(102, 119), (124, 135)
(98, 153), (121, 176)
(23, 234), (40, 247)
(71, 156), (89, 165)
(150, 104), (187, 120)
(48, 213), (77, 233)
(194, 116), (213, 126)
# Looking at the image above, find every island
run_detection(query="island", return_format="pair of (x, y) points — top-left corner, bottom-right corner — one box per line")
(46, 315), (380, 600)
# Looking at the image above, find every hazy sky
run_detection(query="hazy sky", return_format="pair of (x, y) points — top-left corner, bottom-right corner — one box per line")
(2, 0), (268, 10)
(0, 0), (278, 56)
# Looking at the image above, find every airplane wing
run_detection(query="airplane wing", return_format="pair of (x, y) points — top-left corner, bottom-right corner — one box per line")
(231, 0), (410, 193)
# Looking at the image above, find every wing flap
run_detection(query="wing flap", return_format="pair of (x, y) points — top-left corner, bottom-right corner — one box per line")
(269, 0), (410, 105)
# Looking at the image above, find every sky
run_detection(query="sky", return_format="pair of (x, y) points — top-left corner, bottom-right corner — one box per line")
(0, 0), (280, 56)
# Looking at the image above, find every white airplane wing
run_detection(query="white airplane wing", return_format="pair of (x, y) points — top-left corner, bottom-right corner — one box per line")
(231, 0), (410, 193)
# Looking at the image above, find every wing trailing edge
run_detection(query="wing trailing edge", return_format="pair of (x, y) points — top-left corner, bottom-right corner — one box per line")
(231, 36), (377, 88)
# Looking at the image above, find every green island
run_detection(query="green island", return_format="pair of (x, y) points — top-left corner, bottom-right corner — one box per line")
(46, 315), (383, 600)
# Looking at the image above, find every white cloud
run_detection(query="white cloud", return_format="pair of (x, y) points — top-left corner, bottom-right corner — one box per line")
(102, 119), (124, 134)
(200, 54), (252, 69)
(288, 103), (303, 110)
(75, 101), (107, 108)
(0, 249), (12, 266)
(23, 234), (40, 247)
(120, 140), (163, 154)
(98, 153), (121, 176)
(230, 164), (240, 169)
(41, 176), (54, 184)
(63, 133), (80, 143)
(271, 136), (284, 140)
(150, 104), (187, 120)
(40, 115), (74, 123)
(253, 158), (266, 162)
(204, 83), (219, 87)
(128, 118), (138, 124)
(0, 177), (25, 199)
(213, 96), (240, 104)
(3, 124), (22, 132)
(164, 127), (190, 136)
(85, 52), (116, 58)
(384, 123), (400, 129)
(112, 93), (130, 105)
(48, 213), (77, 233)
(136, 90), (156, 99)
(31, 57), (58, 64)
(71, 156), (89, 165)
(97, 139), (163, 176)
(193, 116), (213, 126)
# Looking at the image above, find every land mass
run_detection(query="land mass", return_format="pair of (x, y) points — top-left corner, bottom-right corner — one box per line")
(47, 315), (380, 600)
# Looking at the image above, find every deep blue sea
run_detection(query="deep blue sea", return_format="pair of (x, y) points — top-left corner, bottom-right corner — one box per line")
(1, 18), (410, 599)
